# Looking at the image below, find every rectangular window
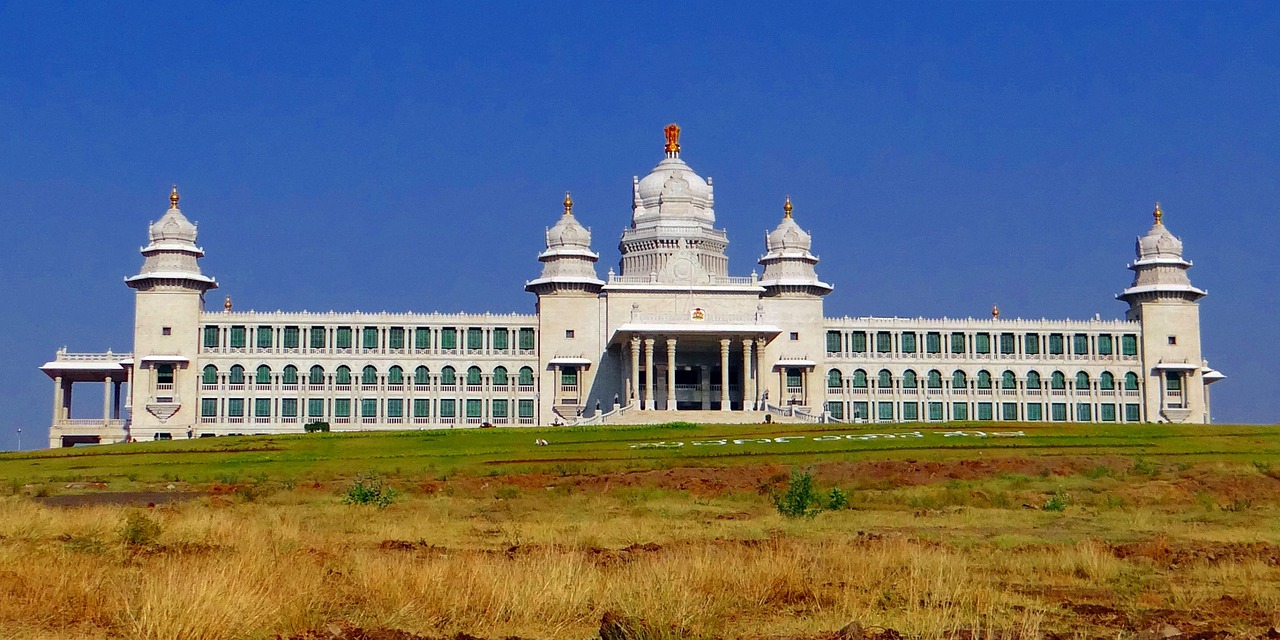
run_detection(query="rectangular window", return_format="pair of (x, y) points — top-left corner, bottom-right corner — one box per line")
(467, 328), (484, 350)
(1100, 403), (1116, 422)
(518, 399), (534, 418)
(1125, 403), (1141, 422)
(283, 326), (300, 349)
(901, 332), (917, 354)
(362, 327), (379, 349)
(1051, 402), (1067, 421)
(1166, 374), (1182, 392)
(388, 327), (405, 349)
(1026, 403), (1043, 421)
(518, 328), (535, 350)
(308, 398), (324, 418)
(334, 399), (351, 418)
(493, 328), (509, 350)
(1077, 403), (1092, 422)
(281, 398), (297, 418)
(851, 401), (869, 420)
(999, 333), (1016, 355)
(561, 368), (578, 385)
(826, 331), (841, 353)
(256, 326), (273, 349)
(386, 399), (403, 418)
(230, 326), (246, 348)
(826, 402), (843, 419)
(228, 398), (244, 417)
(439, 399), (456, 418)
(1002, 402), (1018, 421)
(203, 326), (220, 348)
(254, 398), (271, 417)
(876, 331), (892, 353)
(1073, 333), (1089, 355)
(952, 403), (968, 421)
(361, 399), (378, 418)
(466, 399), (482, 418)
(335, 327), (352, 349)
(438, 327), (456, 349)
(413, 399), (430, 418)
(310, 326), (326, 349)
(850, 331), (867, 353)
(492, 399), (508, 418)
(928, 402), (943, 421)
(977, 402), (993, 421)
(877, 402), (894, 421)
(925, 332), (942, 354)
(1048, 333), (1064, 355)
(901, 402), (918, 421)
(201, 398), (218, 417)
(1122, 334), (1138, 356)
(1097, 334), (1113, 355)
(785, 368), (802, 388)
(1024, 333), (1040, 355)
(975, 333), (991, 354)
(950, 332), (966, 354)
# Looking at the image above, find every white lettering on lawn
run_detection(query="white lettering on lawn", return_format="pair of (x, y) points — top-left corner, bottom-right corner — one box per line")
(629, 429), (1024, 449)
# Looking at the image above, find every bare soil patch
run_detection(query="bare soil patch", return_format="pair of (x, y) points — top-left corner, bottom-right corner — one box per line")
(33, 490), (201, 508)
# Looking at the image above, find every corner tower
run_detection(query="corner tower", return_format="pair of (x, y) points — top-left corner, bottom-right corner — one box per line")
(124, 187), (218, 437)
(1116, 204), (1217, 423)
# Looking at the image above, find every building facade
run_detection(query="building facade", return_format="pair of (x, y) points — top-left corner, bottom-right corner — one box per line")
(41, 125), (1225, 447)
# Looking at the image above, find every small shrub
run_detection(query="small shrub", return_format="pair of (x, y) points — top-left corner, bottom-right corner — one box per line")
(1043, 489), (1071, 512)
(119, 511), (162, 548)
(773, 468), (824, 519)
(304, 421), (330, 433)
(825, 487), (849, 511)
(343, 472), (397, 508)
(657, 421), (699, 429)
(495, 485), (520, 500)
(1130, 458), (1159, 477)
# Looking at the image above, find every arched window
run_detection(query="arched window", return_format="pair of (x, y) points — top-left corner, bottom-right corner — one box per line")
(467, 366), (482, 385)
(1099, 371), (1115, 390)
(493, 366), (508, 385)
(440, 366), (456, 385)
(282, 365), (298, 385)
(362, 365), (378, 385)
(1001, 370), (1017, 390)
(518, 366), (534, 385)
(851, 369), (868, 388)
(202, 365), (218, 385)
(309, 365), (325, 385)
(877, 369), (892, 388)
(335, 365), (351, 385)
(387, 365), (403, 385)
(902, 370), (918, 389)
(1026, 371), (1041, 389)
(1076, 371), (1091, 390)
(976, 370), (992, 389)
(1051, 371), (1066, 390)
(229, 365), (245, 384)
(952, 370), (967, 388)
(927, 369), (942, 389)
(1124, 372), (1139, 391)
(414, 366), (430, 385)
(256, 365), (272, 385)
(827, 368), (843, 388)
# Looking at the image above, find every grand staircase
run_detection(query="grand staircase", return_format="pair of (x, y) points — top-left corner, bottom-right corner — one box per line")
(596, 409), (813, 425)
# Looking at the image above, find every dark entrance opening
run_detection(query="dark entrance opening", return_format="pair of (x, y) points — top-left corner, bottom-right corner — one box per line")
(61, 435), (101, 447)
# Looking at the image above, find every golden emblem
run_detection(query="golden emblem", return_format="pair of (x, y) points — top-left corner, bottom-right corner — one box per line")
(690, 307), (706, 321)
(664, 123), (681, 154)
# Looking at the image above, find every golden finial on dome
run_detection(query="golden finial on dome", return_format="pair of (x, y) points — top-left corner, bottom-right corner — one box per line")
(224, 295), (232, 312)
(664, 123), (681, 155)
(1153, 202), (1163, 225)
(992, 304), (1000, 319)
(563, 191), (573, 216)
(783, 195), (793, 218)
(169, 185), (180, 209)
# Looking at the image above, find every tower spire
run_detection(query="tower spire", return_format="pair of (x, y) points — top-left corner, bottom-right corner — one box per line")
(563, 191), (573, 216)
(1153, 202), (1163, 225)
(783, 195), (792, 218)
(170, 185), (180, 210)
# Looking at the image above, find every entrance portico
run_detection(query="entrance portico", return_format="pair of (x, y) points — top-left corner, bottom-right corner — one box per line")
(615, 321), (779, 413)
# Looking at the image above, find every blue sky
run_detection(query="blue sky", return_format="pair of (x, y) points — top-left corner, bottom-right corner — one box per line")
(2, 2), (1277, 449)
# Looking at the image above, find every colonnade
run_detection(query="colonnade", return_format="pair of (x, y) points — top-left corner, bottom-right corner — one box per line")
(625, 335), (768, 411)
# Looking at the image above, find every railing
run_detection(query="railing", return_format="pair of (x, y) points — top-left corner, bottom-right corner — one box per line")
(52, 349), (132, 362)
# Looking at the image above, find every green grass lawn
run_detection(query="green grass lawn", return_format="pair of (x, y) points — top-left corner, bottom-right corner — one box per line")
(2, 421), (1278, 486)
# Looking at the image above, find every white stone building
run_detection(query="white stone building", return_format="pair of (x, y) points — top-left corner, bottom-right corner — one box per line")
(41, 125), (1225, 447)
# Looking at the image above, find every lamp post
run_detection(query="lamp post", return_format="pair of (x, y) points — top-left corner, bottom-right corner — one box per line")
(16, 428), (21, 451)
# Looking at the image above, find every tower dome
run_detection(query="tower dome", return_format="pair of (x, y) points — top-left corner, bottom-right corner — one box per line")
(1117, 203), (1205, 310)
(125, 186), (217, 292)
(633, 125), (714, 222)
(1136, 203), (1185, 260)
(765, 196), (813, 253)
(526, 192), (603, 294)
(546, 192), (593, 249)
(758, 196), (831, 296)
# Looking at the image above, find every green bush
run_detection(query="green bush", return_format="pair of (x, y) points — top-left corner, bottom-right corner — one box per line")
(773, 468), (824, 519)
(119, 511), (162, 548)
(304, 421), (330, 433)
(1043, 489), (1071, 512)
(343, 472), (397, 508)
(825, 487), (849, 511)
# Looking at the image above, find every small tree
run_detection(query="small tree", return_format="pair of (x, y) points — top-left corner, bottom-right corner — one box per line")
(304, 421), (330, 433)
(343, 472), (397, 508)
(773, 468), (825, 519)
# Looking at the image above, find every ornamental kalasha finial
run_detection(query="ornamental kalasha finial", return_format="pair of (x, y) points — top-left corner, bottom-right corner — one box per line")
(992, 304), (1000, 319)
(563, 191), (573, 215)
(664, 123), (681, 154)
(224, 295), (232, 312)
(170, 185), (180, 209)
(1153, 202), (1163, 225)
(783, 195), (793, 218)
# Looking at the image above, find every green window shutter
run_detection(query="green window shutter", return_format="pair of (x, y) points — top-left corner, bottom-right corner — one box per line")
(308, 399), (324, 418)
(1073, 334), (1089, 355)
(493, 329), (509, 350)
(1027, 403), (1043, 421)
(201, 398), (218, 417)
(203, 326), (220, 348)
(1024, 333), (1039, 355)
(310, 326), (326, 349)
(309, 366), (324, 385)
(518, 399), (534, 418)
(388, 367), (403, 384)
(256, 365), (271, 385)
(925, 332), (941, 354)
(952, 403), (968, 420)
(283, 326), (300, 349)
(466, 399), (482, 418)
(851, 370), (867, 388)
(902, 402), (918, 421)
(361, 399), (378, 418)
(1002, 402), (1017, 420)
(439, 399), (456, 418)
(1048, 334), (1064, 355)
(827, 369), (842, 388)
(518, 328), (535, 350)
(441, 367), (455, 385)
(336, 327), (352, 349)
(1026, 371), (1041, 389)
(255, 398), (271, 417)
(362, 366), (378, 385)
(363, 327), (379, 349)
(850, 332), (867, 353)
(155, 364), (174, 384)
(877, 402), (893, 420)
(977, 403), (993, 421)
(786, 368), (802, 387)
(441, 328), (457, 349)
(281, 399), (297, 418)
(415, 327), (431, 349)
(950, 333), (966, 354)
(975, 333), (991, 354)
(229, 366), (244, 384)
(1076, 371), (1090, 390)
(387, 399), (403, 418)
(1076, 403), (1091, 421)
(1122, 334), (1138, 356)
(1002, 371), (1016, 389)
(876, 370), (891, 388)
(928, 402), (943, 420)
(826, 402), (843, 420)
(468, 367), (483, 385)
(492, 399), (508, 418)
(977, 371), (991, 389)
(901, 332), (917, 354)
(230, 326), (246, 348)
(257, 326), (273, 349)
(927, 370), (942, 388)
(388, 327), (404, 349)
(493, 367), (508, 385)
(519, 367), (533, 385)
(281, 366), (297, 384)
(467, 328), (483, 350)
(413, 399), (430, 418)
(1125, 403), (1140, 421)
(228, 398), (244, 417)
(334, 399), (351, 418)
(1100, 404), (1116, 422)
(999, 333), (1015, 355)
(1097, 335), (1113, 355)
(1124, 372), (1138, 390)
(336, 367), (351, 385)
(202, 365), (218, 384)
(826, 331), (841, 353)
(1051, 372), (1065, 389)
(1166, 374), (1182, 392)
(902, 370), (917, 389)
(1099, 372), (1114, 390)
(851, 402), (868, 420)
(560, 368), (577, 385)
(1051, 403), (1067, 421)
(414, 366), (430, 385)
(875, 332), (892, 353)
(952, 370), (967, 388)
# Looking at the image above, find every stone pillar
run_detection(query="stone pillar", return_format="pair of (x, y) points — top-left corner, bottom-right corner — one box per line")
(52, 375), (64, 424)
(755, 337), (767, 410)
(112, 381), (122, 419)
(665, 338), (677, 411)
(643, 338), (656, 410)
(62, 378), (72, 420)
(629, 337), (641, 406)
(103, 376), (114, 425)
(700, 365), (711, 409)
(741, 337), (754, 410)
(719, 338), (731, 411)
